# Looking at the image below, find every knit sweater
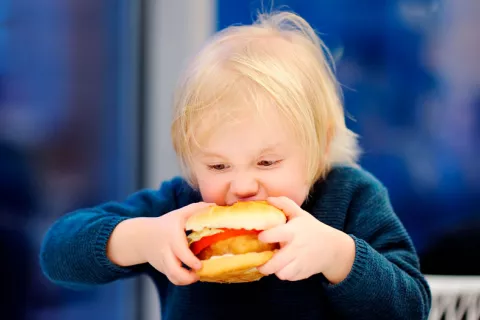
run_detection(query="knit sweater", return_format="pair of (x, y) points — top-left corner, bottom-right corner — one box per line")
(40, 166), (431, 319)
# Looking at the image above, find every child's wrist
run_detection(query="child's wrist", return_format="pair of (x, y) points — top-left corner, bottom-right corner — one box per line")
(324, 231), (356, 285)
(131, 217), (155, 265)
(107, 217), (151, 267)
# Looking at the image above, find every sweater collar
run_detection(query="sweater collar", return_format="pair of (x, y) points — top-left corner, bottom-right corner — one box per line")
(300, 168), (348, 231)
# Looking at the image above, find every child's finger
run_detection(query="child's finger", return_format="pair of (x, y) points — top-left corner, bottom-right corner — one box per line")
(266, 196), (306, 219)
(171, 236), (202, 270)
(164, 250), (199, 286)
(257, 245), (295, 276)
(258, 224), (293, 244)
(178, 202), (216, 221)
(275, 260), (301, 281)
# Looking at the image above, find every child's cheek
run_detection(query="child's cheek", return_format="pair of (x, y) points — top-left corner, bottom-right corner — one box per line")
(267, 186), (309, 207)
(262, 171), (310, 206)
(197, 176), (228, 205)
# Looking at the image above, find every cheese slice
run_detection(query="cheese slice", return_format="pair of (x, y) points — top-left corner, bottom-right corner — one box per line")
(187, 228), (224, 245)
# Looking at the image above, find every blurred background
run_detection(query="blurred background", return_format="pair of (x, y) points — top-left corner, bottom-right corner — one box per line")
(0, 0), (478, 319)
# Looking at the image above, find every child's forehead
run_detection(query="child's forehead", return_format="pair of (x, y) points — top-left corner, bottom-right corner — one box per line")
(191, 78), (282, 130)
(192, 104), (294, 149)
(194, 104), (279, 133)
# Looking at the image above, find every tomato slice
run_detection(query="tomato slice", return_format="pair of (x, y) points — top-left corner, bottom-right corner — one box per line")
(190, 228), (260, 256)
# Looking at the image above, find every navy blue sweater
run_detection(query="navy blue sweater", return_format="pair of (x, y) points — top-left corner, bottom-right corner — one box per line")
(40, 166), (431, 319)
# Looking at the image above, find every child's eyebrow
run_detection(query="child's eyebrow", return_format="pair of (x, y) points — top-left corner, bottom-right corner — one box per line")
(199, 151), (227, 159)
(258, 143), (282, 155)
(199, 143), (283, 160)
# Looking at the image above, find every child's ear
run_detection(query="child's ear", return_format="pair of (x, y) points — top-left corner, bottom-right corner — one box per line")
(324, 123), (334, 156)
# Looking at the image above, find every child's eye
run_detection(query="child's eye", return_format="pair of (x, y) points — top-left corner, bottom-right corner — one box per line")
(257, 160), (281, 167)
(207, 164), (229, 171)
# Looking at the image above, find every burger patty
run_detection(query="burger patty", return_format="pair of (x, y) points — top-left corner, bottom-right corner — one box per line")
(197, 234), (279, 260)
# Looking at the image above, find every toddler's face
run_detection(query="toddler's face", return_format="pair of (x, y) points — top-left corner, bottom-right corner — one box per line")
(191, 108), (310, 206)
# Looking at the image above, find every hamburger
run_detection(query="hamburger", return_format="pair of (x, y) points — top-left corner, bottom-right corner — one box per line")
(185, 201), (286, 283)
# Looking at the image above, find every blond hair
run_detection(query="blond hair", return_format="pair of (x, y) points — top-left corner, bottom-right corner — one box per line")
(171, 10), (361, 187)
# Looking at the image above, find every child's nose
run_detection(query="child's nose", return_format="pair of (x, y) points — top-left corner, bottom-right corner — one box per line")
(230, 174), (259, 200)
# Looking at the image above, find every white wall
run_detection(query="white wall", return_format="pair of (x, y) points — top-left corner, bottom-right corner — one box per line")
(142, 0), (215, 319)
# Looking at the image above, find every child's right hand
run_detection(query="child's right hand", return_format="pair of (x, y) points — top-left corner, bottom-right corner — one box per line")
(138, 202), (214, 285)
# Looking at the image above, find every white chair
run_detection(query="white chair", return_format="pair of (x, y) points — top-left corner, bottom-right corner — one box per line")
(427, 275), (480, 320)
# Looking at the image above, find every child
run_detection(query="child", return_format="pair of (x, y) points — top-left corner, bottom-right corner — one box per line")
(40, 10), (431, 319)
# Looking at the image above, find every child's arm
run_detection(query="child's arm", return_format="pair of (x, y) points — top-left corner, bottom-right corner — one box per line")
(325, 185), (432, 320)
(39, 177), (195, 289)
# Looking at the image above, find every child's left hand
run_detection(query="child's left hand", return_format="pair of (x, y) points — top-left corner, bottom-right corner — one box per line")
(257, 196), (356, 284)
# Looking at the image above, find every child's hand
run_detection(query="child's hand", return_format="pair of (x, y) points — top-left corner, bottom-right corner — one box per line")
(257, 197), (355, 284)
(140, 202), (215, 286)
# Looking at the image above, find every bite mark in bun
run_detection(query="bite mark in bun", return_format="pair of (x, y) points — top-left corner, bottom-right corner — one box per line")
(186, 201), (286, 283)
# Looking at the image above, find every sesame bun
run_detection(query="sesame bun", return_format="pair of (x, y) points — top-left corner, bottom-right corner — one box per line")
(185, 200), (286, 232)
(185, 201), (286, 283)
(195, 251), (276, 283)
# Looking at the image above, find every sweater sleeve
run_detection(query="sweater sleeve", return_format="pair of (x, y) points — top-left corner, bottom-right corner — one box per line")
(324, 185), (432, 320)
(39, 177), (193, 290)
